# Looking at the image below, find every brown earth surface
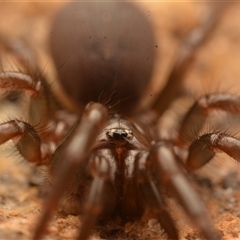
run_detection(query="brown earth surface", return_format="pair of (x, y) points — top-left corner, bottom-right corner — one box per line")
(1, 1), (240, 240)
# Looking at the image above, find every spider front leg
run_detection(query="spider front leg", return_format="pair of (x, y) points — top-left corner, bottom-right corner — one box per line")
(137, 142), (218, 239)
(135, 151), (178, 239)
(77, 154), (110, 240)
(33, 102), (108, 240)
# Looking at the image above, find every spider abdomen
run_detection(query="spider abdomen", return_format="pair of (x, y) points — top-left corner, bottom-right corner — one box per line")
(49, 2), (156, 116)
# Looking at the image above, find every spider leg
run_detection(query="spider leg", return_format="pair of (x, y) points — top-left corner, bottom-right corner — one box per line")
(150, 141), (218, 239)
(77, 154), (110, 240)
(0, 117), (67, 167)
(0, 69), (63, 128)
(151, 3), (230, 117)
(0, 120), (43, 163)
(178, 93), (240, 145)
(135, 151), (178, 239)
(0, 71), (72, 164)
(0, 71), (40, 96)
(33, 102), (108, 240)
(186, 132), (240, 171)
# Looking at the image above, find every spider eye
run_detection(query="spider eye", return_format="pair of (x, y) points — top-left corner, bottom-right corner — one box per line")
(106, 129), (133, 141)
(125, 131), (133, 140)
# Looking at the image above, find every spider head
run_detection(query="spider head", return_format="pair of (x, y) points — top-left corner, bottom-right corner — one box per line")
(106, 128), (133, 141)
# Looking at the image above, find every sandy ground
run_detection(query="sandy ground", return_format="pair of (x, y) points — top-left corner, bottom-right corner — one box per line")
(0, 1), (240, 240)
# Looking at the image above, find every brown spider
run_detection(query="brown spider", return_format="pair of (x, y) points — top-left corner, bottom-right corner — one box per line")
(0, 1), (240, 240)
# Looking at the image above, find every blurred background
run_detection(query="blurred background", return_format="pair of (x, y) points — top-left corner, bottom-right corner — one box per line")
(0, 1), (240, 239)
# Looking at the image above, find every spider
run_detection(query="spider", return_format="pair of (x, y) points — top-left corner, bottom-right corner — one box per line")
(0, 1), (239, 240)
